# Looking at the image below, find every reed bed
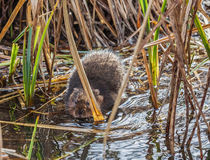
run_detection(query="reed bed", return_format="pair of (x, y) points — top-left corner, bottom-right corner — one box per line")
(0, 0), (209, 159)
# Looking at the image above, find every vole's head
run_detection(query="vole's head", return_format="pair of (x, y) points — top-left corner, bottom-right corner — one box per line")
(68, 88), (104, 119)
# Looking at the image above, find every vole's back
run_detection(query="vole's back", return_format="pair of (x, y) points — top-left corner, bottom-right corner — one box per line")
(82, 50), (123, 90)
(65, 50), (124, 118)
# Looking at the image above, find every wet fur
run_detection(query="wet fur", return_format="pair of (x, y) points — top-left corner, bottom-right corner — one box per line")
(65, 50), (124, 118)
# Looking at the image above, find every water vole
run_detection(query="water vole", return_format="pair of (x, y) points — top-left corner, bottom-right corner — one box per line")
(65, 50), (124, 119)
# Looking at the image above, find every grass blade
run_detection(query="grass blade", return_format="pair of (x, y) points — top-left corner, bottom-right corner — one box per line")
(25, 26), (33, 106)
(22, 27), (28, 105)
(0, 0), (26, 41)
(33, 26), (41, 54)
(22, 26), (32, 106)
(12, 27), (29, 43)
(63, 0), (104, 121)
(9, 43), (19, 79)
(194, 14), (210, 58)
(30, 0), (60, 99)
(151, 0), (167, 85)
(190, 57), (209, 74)
(27, 115), (39, 160)
(55, 137), (98, 160)
(139, 0), (150, 33)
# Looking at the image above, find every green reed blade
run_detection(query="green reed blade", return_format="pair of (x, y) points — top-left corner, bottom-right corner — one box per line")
(151, 0), (167, 85)
(13, 27), (29, 43)
(33, 26), (41, 54)
(190, 57), (209, 74)
(35, 142), (44, 160)
(9, 43), (19, 77)
(139, 0), (150, 33)
(153, 0), (167, 43)
(55, 137), (98, 160)
(27, 115), (40, 160)
(194, 14), (210, 59)
(30, 0), (59, 99)
(26, 26), (33, 105)
(22, 28), (27, 103)
(139, 0), (146, 15)
(10, 24), (14, 38)
(22, 26), (32, 106)
(139, 0), (152, 71)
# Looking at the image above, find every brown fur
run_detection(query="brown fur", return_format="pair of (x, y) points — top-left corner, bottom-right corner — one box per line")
(65, 50), (124, 119)
(68, 88), (104, 118)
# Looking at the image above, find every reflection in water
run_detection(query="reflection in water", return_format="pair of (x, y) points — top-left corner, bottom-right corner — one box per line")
(1, 81), (210, 159)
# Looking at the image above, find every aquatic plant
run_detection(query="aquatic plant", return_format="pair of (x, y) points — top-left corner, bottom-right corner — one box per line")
(194, 14), (210, 58)
(27, 115), (39, 160)
(9, 43), (19, 83)
(0, 0), (209, 159)
(138, 0), (167, 106)
(22, 0), (59, 106)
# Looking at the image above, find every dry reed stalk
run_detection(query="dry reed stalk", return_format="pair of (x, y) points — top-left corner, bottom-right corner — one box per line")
(48, 17), (57, 91)
(181, 85), (190, 148)
(107, 0), (118, 33)
(63, 0), (104, 121)
(71, 0), (92, 50)
(0, 0), (26, 41)
(197, 123), (203, 158)
(185, 0), (198, 68)
(48, 0), (63, 91)
(26, 1), (32, 26)
(92, 0), (96, 21)
(166, 0), (210, 156)
(0, 124), (2, 160)
(102, 0), (178, 149)
(166, 0), (189, 154)
(120, 2), (175, 49)
(1, 89), (66, 129)
(187, 66), (210, 147)
(198, 0), (210, 21)
(40, 12), (52, 77)
(25, 0), (53, 95)
(30, 0), (42, 65)
(144, 24), (210, 48)
(142, 49), (158, 108)
(0, 120), (103, 134)
(82, 0), (96, 44)
(158, 44), (173, 83)
(89, 0), (117, 37)
(12, 76), (25, 108)
(103, 0), (155, 155)
(166, 64), (181, 154)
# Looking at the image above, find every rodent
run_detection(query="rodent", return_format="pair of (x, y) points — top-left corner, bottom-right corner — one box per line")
(65, 50), (124, 119)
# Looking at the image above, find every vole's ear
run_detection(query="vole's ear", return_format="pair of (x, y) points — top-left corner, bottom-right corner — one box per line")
(97, 95), (104, 105)
(93, 89), (103, 105)
(93, 89), (100, 95)
(69, 88), (80, 107)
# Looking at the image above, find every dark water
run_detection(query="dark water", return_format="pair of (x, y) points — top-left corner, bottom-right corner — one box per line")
(1, 58), (210, 159)
(1, 89), (209, 159)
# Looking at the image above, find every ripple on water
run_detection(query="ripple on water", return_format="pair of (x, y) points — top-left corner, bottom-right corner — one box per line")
(54, 84), (210, 159)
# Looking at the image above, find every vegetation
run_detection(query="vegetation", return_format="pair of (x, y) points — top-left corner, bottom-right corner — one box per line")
(0, 0), (209, 159)
(9, 43), (19, 83)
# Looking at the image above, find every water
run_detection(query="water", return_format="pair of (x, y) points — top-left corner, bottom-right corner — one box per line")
(1, 87), (209, 159)
(1, 58), (210, 160)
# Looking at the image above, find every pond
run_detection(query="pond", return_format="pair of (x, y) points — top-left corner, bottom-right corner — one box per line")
(1, 56), (209, 159)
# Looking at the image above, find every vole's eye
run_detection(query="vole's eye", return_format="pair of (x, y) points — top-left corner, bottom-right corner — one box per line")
(85, 102), (89, 106)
